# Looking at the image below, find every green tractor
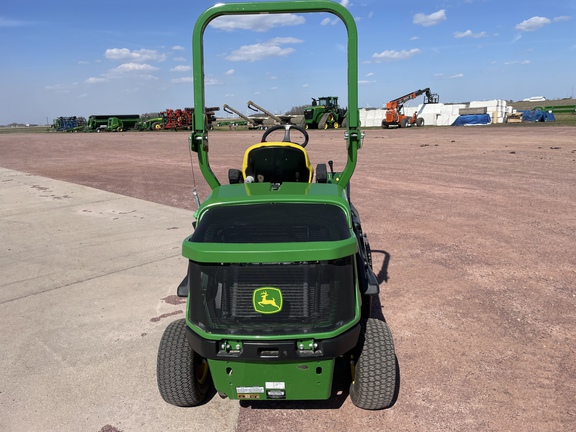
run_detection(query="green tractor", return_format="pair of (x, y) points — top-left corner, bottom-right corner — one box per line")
(135, 114), (164, 131)
(303, 96), (347, 129)
(156, 0), (398, 410)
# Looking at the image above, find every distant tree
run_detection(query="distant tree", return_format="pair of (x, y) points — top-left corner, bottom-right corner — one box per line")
(285, 104), (308, 115)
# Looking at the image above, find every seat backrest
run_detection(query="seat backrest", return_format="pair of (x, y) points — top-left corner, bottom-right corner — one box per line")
(242, 142), (313, 183)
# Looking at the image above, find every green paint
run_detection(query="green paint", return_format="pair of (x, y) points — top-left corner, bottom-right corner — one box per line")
(209, 359), (335, 400)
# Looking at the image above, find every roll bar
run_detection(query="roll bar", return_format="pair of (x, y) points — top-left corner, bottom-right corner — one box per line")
(190, 1), (361, 190)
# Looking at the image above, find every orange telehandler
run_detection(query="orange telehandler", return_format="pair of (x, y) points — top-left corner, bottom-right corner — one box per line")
(381, 88), (439, 128)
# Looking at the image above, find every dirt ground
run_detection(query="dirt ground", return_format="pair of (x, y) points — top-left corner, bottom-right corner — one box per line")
(1, 125), (575, 431)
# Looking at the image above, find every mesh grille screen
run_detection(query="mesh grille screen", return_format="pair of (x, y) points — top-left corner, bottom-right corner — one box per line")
(188, 258), (355, 336)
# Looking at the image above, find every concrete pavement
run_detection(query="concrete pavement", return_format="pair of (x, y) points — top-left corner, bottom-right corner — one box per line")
(0, 168), (239, 432)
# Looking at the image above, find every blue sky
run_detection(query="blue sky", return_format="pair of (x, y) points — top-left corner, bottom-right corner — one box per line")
(1, 0), (575, 125)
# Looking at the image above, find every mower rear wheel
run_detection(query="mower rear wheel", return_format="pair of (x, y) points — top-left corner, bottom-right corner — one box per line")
(157, 318), (212, 407)
(350, 318), (397, 410)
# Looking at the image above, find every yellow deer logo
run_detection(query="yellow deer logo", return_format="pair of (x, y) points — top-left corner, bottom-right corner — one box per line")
(253, 287), (283, 314)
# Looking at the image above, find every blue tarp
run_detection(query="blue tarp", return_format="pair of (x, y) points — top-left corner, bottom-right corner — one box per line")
(451, 114), (491, 126)
(521, 109), (555, 122)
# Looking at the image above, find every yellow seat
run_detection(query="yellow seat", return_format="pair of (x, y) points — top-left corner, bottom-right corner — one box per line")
(241, 142), (313, 183)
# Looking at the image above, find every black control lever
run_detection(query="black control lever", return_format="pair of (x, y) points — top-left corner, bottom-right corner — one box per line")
(328, 160), (334, 175)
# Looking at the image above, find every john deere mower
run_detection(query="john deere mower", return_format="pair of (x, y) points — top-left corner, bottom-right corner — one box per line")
(156, 0), (398, 410)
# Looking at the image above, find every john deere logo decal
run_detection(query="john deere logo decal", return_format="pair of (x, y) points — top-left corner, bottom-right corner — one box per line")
(253, 287), (283, 314)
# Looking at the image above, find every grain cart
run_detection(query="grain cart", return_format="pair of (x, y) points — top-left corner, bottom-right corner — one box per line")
(303, 96), (347, 129)
(106, 115), (140, 132)
(85, 114), (140, 132)
(156, 0), (398, 410)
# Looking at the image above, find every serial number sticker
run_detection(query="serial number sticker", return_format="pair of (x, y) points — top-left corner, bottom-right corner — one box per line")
(266, 389), (286, 399)
(236, 386), (264, 394)
(265, 382), (285, 390)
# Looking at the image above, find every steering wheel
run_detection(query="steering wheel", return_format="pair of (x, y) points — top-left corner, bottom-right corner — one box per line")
(261, 124), (309, 148)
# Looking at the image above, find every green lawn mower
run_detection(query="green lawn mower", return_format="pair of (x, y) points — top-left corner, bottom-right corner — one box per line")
(156, 0), (398, 410)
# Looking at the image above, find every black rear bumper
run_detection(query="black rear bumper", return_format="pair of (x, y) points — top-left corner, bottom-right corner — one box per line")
(185, 323), (360, 361)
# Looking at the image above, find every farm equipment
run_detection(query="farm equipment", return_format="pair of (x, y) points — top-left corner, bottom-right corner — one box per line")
(161, 107), (220, 130)
(135, 113), (164, 131)
(85, 114), (140, 132)
(51, 116), (87, 132)
(156, 0), (398, 410)
(106, 115), (140, 132)
(162, 108), (193, 130)
(381, 88), (439, 128)
(303, 96), (347, 129)
(223, 104), (266, 129)
(247, 100), (296, 126)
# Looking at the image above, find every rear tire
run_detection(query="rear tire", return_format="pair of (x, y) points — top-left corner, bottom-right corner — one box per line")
(157, 319), (212, 407)
(350, 318), (397, 410)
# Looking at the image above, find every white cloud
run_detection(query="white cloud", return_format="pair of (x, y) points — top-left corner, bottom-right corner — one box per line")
(210, 14), (305, 32)
(553, 16), (572, 22)
(104, 48), (167, 62)
(226, 69), (235, 75)
(172, 77), (193, 83)
(321, 17), (332, 26)
(450, 74), (464, 79)
(515, 16), (551, 32)
(372, 48), (421, 62)
(85, 63), (158, 84)
(454, 30), (486, 39)
(227, 44), (295, 62)
(268, 37), (303, 45)
(340, 0), (350, 7)
(170, 65), (192, 72)
(0, 16), (29, 27)
(45, 84), (73, 91)
(205, 77), (222, 86)
(413, 10), (446, 27)
(504, 60), (531, 65)
(112, 63), (158, 73)
(85, 77), (108, 84)
(172, 45), (185, 50)
(226, 37), (302, 62)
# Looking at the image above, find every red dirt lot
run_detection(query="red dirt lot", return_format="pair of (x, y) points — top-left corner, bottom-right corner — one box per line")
(1, 126), (575, 432)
